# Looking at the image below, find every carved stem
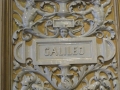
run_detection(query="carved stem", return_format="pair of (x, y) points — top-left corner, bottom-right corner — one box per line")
(56, 1), (69, 17)
(59, 64), (71, 75)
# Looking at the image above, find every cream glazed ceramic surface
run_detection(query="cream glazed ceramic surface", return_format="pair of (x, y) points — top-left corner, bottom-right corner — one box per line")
(13, 0), (119, 90)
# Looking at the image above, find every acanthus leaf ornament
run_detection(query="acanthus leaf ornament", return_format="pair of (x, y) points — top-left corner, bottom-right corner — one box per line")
(13, 0), (58, 44)
(13, 0), (119, 90)
(69, 0), (115, 39)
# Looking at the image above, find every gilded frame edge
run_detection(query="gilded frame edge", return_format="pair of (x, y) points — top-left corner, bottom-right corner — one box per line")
(0, 0), (120, 90)
(1, 0), (13, 90)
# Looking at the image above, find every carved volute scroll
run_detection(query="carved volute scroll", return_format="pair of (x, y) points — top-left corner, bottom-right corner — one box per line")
(12, 0), (120, 90)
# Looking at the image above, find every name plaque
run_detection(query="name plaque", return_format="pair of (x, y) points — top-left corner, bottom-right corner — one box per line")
(14, 37), (116, 65)
(32, 37), (97, 65)
(53, 19), (74, 27)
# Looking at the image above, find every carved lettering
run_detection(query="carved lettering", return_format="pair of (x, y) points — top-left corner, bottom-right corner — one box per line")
(73, 47), (78, 55)
(44, 46), (84, 56)
(79, 47), (84, 55)
(44, 48), (50, 56)
(50, 47), (58, 56)
(59, 47), (64, 56)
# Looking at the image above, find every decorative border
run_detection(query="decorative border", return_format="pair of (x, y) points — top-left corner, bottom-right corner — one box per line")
(0, 0), (2, 89)
(13, 38), (97, 65)
(0, 0), (120, 90)
(1, 0), (13, 90)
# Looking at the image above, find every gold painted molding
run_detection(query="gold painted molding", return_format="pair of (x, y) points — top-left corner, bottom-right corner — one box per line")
(114, 0), (120, 78)
(0, 0), (120, 90)
(0, 0), (2, 89)
(115, 0), (120, 86)
(1, 0), (13, 90)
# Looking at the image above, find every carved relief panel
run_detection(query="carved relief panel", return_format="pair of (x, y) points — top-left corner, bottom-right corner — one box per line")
(11, 0), (120, 90)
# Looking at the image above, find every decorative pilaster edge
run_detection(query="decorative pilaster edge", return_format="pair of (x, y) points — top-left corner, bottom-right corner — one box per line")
(1, 0), (13, 90)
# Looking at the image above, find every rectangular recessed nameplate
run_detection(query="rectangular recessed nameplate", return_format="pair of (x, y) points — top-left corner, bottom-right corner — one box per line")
(32, 38), (97, 65)
(53, 19), (74, 27)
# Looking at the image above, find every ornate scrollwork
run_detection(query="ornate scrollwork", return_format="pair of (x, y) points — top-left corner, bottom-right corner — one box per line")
(13, 0), (57, 44)
(69, 0), (115, 39)
(13, 71), (52, 90)
(13, 58), (119, 90)
(13, 0), (119, 90)
(13, 0), (116, 44)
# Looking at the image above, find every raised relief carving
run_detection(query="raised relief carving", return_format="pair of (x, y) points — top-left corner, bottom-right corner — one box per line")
(13, 0), (57, 44)
(14, 38), (98, 64)
(70, 0), (115, 39)
(13, 0), (119, 90)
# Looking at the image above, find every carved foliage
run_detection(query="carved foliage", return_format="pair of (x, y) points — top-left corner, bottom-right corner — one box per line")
(12, 0), (119, 90)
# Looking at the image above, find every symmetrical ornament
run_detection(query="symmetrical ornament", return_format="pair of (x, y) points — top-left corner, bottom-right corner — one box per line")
(13, 0), (119, 90)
